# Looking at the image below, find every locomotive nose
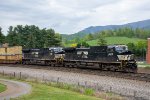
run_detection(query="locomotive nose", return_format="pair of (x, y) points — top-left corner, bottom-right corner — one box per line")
(117, 54), (134, 61)
(117, 50), (135, 61)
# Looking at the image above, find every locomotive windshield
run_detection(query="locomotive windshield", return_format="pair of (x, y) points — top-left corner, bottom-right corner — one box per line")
(49, 47), (63, 53)
(115, 45), (128, 53)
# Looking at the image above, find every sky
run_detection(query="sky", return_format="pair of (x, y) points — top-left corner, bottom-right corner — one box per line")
(0, 0), (150, 35)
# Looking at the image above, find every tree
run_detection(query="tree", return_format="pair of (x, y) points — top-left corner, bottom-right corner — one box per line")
(136, 41), (147, 57)
(54, 33), (62, 46)
(97, 34), (107, 46)
(127, 43), (136, 51)
(84, 33), (94, 41)
(72, 37), (80, 43)
(127, 41), (147, 57)
(77, 41), (89, 48)
(0, 27), (5, 44)
(6, 26), (17, 46)
(6, 25), (62, 48)
(44, 29), (62, 47)
(62, 38), (69, 46)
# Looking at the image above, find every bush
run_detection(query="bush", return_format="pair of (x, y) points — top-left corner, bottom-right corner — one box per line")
(84, 88), (94, 96)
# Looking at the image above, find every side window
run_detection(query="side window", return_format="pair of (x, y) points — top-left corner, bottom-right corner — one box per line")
(49, 50), (53, 55)
(32, 52), (39, 57)
(77, 51), (88, 58)
(107, 48), (114, 56)
(122, 46), (126, 51)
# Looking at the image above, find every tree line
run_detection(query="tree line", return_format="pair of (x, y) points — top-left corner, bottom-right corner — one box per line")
(83, 27), (150, 41)
(0, 25), (62, 48)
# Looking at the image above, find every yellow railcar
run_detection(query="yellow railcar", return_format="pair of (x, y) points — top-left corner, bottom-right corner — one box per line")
(0, 46), (22, 64)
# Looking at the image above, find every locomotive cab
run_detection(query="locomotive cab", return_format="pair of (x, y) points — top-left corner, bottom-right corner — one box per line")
(114, 45), (137, 72)
(49, 47), (65, 63)
(114, 45), (135, 61)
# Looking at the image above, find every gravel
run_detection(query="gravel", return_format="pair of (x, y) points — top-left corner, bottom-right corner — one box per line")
(0, 65), (150, 100)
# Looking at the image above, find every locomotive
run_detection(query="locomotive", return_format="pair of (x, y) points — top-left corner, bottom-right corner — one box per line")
(22, 45), (137, 73)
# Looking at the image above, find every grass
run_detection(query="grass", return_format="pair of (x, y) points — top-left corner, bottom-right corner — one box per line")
(0, 83), (6, 93)
(144, 66), (150, 69)
(84, 88), (94, 96)
(137, 62), (150, 69)
(138, 63), (150, 66)
(12, 82), (101, 100)
(87, 36), (146, 46)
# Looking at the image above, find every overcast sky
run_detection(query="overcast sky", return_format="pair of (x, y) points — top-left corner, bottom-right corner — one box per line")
(0, 0), (150, 35)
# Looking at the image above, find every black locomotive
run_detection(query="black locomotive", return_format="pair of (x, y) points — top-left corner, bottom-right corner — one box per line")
(22, 45), (137, 73)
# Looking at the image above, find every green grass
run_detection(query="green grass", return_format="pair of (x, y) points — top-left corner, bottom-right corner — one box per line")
(137, 62), (150, 68)
(84, 88), (94, 96)
(0, 83), (6, 93)
(87, 36), (146, 46)
(12, 82), (101, 100)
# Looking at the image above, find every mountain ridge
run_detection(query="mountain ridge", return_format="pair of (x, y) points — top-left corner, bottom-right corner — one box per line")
(62, 19), (150, 40)
(79, 19), (150, 34)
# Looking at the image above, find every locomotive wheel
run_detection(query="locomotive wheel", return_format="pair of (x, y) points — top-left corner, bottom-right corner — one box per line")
(123, 67), (134, 73)
(113, 69), (117, 72)
(64, 64), (68, 67)
(45, 61), (49, 66)
(22, 61), (26, 65)
(110, 65), (117, 72)
(98, 64), (102, 70)
(107, 68), (110, 71)
(70, 65), (74, 68)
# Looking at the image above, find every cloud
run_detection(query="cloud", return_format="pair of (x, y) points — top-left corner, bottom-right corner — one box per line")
(0, 0), (150, 35)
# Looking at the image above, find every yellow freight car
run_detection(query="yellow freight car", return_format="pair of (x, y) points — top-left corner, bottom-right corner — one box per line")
(0, 46), (22, 64)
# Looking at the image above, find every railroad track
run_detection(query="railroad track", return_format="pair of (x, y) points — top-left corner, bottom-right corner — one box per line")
(0, 64), (150, 82)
